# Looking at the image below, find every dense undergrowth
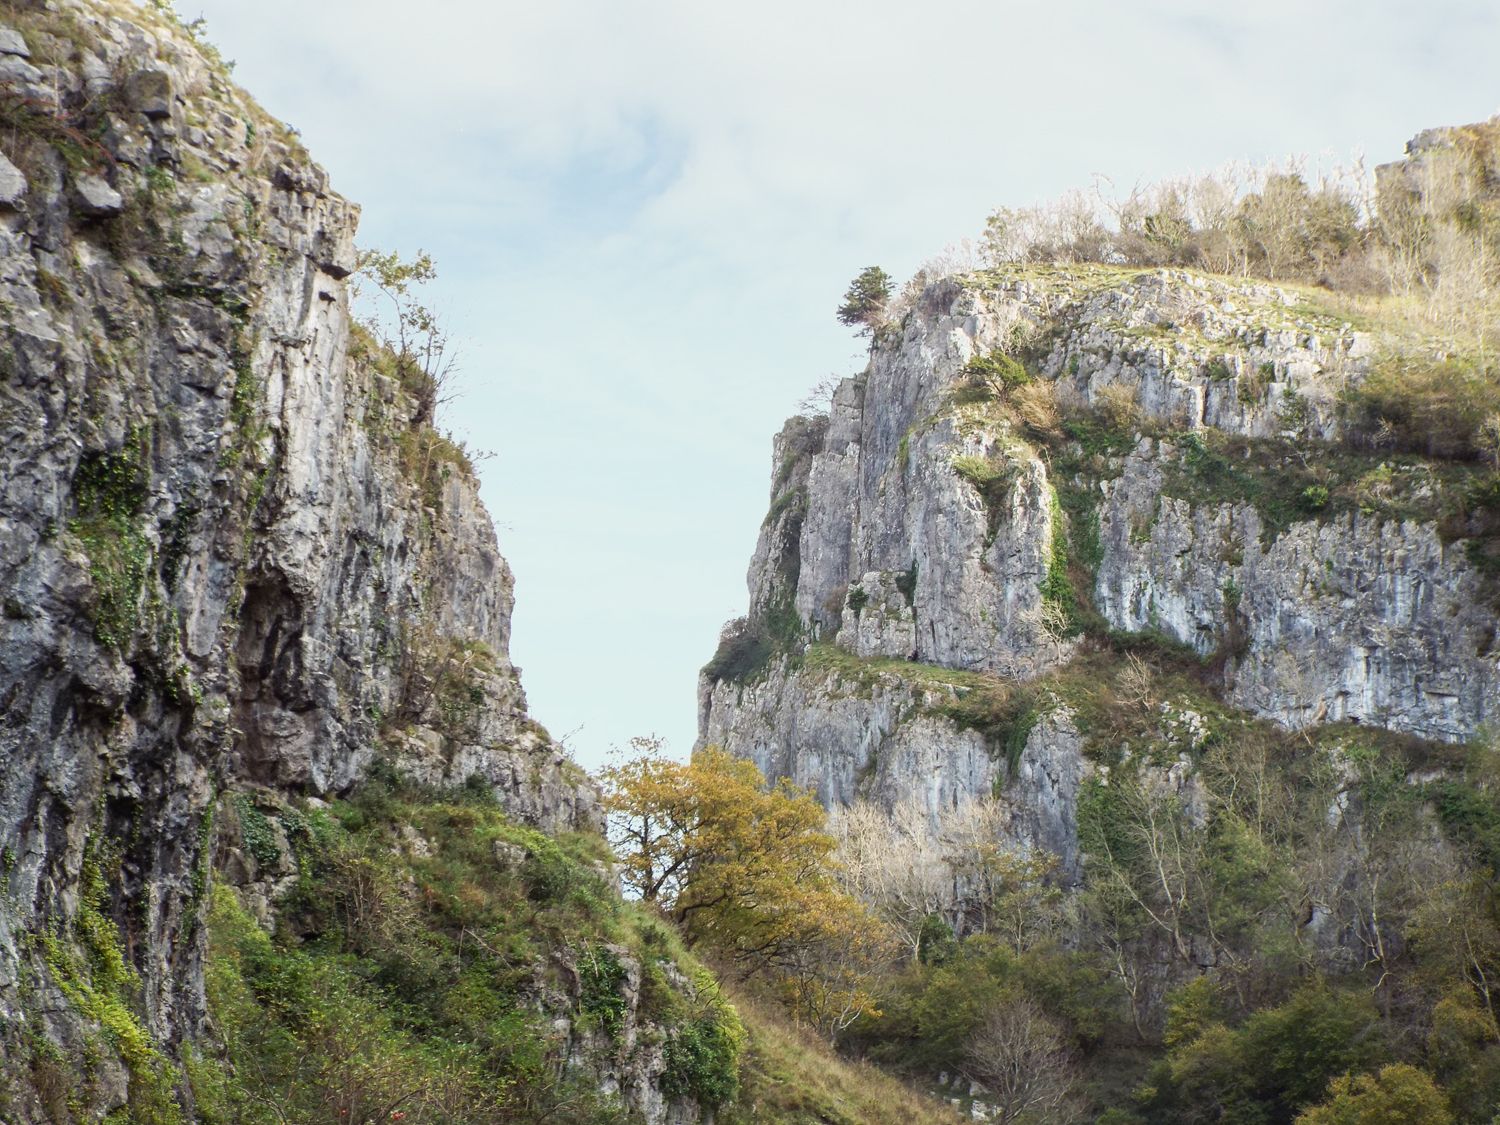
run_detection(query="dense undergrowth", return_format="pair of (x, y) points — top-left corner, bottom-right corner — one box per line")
(806, 636), (1500, 1122)
(165, 767), (964, 1125)
(188, 773), (718, 1123)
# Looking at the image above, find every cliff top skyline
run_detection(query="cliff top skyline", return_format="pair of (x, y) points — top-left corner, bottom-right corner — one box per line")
(167, 0), (1500, 767)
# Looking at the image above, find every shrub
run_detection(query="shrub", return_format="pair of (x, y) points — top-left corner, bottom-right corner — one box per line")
(579, 944), (629, 1037)
(662, 972), (745, 1108)
(233, 797), (281, 868)
(1299, 484), (1331, 512)
(1012, 379), (1062, 438)
(1295, 1064), (1454, 1125)
(703, 599), (802, 686)
(703, 617), (774, 685)
(958, 351), (1033, 398)
(1343, 354), (1500, 459)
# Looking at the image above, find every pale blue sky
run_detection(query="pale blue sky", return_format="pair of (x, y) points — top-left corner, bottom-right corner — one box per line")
(170, 0), (1499, 769)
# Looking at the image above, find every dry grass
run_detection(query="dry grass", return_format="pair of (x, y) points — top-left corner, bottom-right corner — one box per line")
(718, 980), (966, 1125)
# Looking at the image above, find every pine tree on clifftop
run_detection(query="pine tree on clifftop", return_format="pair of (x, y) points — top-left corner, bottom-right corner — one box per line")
(837, 265), (892, 335)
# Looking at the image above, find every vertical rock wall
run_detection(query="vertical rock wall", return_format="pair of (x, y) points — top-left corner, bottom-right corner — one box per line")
(0, 0), (595, 1087)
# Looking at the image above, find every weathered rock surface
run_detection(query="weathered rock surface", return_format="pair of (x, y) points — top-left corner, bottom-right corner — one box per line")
(0, 152), (24, 206)
(0, 4), (602, 1118)
(1097, 445), (1497, 739)
(700, 134), (1500, 882)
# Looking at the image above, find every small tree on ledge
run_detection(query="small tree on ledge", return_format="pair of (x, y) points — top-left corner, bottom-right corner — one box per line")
(836, 265), (892, 336)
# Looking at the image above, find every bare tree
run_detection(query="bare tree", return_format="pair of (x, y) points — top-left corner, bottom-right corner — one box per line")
(797, 374), (844, 419)
(964, 997), (1079, 1124)
(832, 797), (951, 961)
(353, 247), (459, 427)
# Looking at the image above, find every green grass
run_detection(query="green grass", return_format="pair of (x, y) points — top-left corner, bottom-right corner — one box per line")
(191, 770), (1002, 1123)
(720, 983), (964, 1125)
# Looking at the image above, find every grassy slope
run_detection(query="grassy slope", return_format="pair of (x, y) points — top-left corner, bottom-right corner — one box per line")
(191, 779), (955, 1125)
(723, 984), (965, 1125)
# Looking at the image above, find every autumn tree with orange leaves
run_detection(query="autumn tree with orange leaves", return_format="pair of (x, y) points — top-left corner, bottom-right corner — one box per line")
(600, 739), (893, 1038)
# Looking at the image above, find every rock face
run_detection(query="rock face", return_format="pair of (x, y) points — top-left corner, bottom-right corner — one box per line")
(700, 148), (1500, 872)
(0, 2), (599, 1115)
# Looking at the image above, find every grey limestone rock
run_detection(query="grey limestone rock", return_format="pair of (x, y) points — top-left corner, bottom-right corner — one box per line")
(71, 172), (124, 216)
(0, 3), (601, 1116)
(0, 27), (30, 57)
(124, 66), (174, 117)
(0, 151), (25, 206)
(702, 172), (1500, 905)
(0, 52), (42, 86)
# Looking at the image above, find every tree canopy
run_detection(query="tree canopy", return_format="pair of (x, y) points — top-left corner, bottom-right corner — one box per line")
(836, 265), (893, 334)
(600, 741), (890, 1036)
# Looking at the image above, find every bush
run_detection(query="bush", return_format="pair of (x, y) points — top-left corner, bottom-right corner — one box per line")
(662, 973), (745, 1108)
(1299, 484), (1331, 512)
(703, 617), (774, 685)
(702, 600), (802, 685)
(958, 351), (1033, 398)
(1343, 354), (1500, 459)
(1296, 1064), (1453, 1124)
(579, 944), (629, 1036)
(1139, 983), (1386, 1121)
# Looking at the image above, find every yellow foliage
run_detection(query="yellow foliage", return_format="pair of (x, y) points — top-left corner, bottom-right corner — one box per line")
(601, 741), (895, 1035)
(1294, 1064), (1453, 1125)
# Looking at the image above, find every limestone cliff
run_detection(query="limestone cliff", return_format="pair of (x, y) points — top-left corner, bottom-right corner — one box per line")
(699, 128), (1500, 878)
(0, 3), (636, 1119)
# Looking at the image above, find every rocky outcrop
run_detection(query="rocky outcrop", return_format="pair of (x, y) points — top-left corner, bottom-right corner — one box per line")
(0, 3), (597, 1117)
(1096, 446), (1496, 739)
(700, 655), (1092, 878)
(700, 140), (1500, 872)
